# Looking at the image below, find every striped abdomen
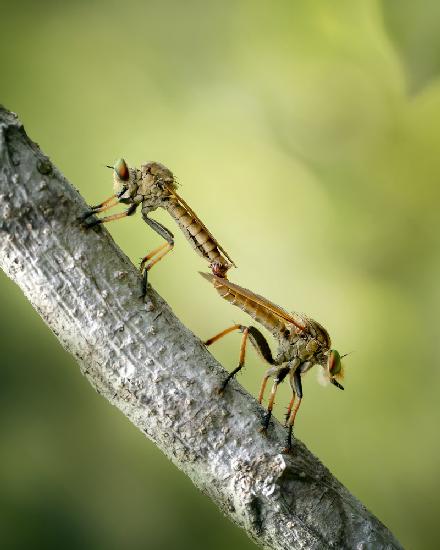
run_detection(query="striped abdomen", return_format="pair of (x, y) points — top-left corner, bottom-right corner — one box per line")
(207, 276), (289, 335)
(166, 197), (234, 270)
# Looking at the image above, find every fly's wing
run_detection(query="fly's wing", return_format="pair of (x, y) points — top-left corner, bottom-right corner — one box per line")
(166, 187), (236, 267)
(200, 272), (306, 331)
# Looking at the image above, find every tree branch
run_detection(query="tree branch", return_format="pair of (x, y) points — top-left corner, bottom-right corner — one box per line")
(0, 106), (402, 550)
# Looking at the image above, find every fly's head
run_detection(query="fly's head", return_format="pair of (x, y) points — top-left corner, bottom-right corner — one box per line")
(141, 162), (176, 196)
(110, 158), (135, 198)
(321, 349), (345, 390)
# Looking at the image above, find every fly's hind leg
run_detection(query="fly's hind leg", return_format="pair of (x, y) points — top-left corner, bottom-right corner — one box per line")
(205, 325), (278, 395)
(204, 324), (243, 346)
(218, 327), (249, 394)
(247, 327), (276, 366)
(204, 324), (248, 394)
(140, 216), (175, 296)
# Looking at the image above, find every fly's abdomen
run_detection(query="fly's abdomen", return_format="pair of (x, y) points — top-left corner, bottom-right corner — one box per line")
(167, 199), (229, 266)
(212, 279), (286, 335)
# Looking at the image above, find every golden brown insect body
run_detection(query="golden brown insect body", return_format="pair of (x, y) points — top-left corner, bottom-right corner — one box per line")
(201, 272), (344, 452)
(80, 159), (235, 294)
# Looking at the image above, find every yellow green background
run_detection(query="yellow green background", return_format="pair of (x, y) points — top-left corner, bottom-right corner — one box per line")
(1, 1), (440, 549)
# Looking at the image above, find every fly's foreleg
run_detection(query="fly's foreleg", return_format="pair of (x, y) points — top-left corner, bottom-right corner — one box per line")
(284, 369), (303, 453)
(140, 216), (175, 296)
(79, 188), (128, 223)
(82, 203), (137, 228)
(79, 195), (118, 222)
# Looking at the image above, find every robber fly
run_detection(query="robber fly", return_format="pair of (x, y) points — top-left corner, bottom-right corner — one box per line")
(201, 271), (345, 452)
(80, 159), (235, 295)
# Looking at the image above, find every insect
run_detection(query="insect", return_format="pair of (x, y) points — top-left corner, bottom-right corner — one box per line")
(201, 272), (345, 452)
(80, 159), (235, 295)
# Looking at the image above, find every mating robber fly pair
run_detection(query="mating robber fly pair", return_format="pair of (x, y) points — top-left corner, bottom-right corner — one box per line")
(80, 158), (345, 452)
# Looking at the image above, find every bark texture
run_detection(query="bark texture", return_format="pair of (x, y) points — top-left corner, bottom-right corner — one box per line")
(0, 106), (402, 550)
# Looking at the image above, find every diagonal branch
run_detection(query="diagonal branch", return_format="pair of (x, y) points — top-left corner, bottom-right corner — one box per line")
(0, 106), (402, 550)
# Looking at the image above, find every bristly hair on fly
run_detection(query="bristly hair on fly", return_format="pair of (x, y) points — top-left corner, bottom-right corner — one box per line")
(317, 366), (331, 386)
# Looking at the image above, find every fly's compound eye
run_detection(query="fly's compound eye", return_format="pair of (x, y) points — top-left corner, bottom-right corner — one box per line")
(327, 350), (345, 389)
(114, 158), (129, 181)
(328, 349), (342, 376)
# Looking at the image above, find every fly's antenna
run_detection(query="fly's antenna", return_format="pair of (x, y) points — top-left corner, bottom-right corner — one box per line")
(340, 351), (354, 359)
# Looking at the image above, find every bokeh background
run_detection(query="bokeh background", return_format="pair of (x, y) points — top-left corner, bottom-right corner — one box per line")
(1, 1), (440, 549)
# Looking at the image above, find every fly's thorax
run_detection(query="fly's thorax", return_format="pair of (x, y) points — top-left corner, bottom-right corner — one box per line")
(127, 161), (175, 208)
(292, 315), (331, 346)
(298, 337), (320, 360)
(140, 162), (176, 192)
(277, 324), (328, 365)
(307, 318), (332, 349)
(143, 161), (174, 182)
(274, 340), (294, 365)
(274, 323), (301, 357)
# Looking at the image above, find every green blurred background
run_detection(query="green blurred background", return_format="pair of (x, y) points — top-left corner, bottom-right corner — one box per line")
(1, 1), (440, 548)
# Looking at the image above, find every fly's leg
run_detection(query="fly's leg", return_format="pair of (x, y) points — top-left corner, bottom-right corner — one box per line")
(140, 216), (175, 296)
(254, 328), (278, 402)
(140, 241), (173, 270)
(82, 203), (137, 228)
(217, 327), (249, 394)
(204, 324), (247, 393)
(79, 188), (128, 223)
(258, 375), (270, 404)
(284, 395), (295, 426)
(204, 324), (243, 346)
(283, 369), (303, 453)
(205, 325), (278, 394)
(257, 365), (278, 403)
(79, 195), (118, 222)
(260, 380), (279, 433)
(247, 326), (276, 365)
(260, 367), (289, 433)
(248, 326), (277, 409)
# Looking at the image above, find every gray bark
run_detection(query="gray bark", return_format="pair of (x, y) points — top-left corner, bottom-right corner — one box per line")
(0, 106), (402, 550)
